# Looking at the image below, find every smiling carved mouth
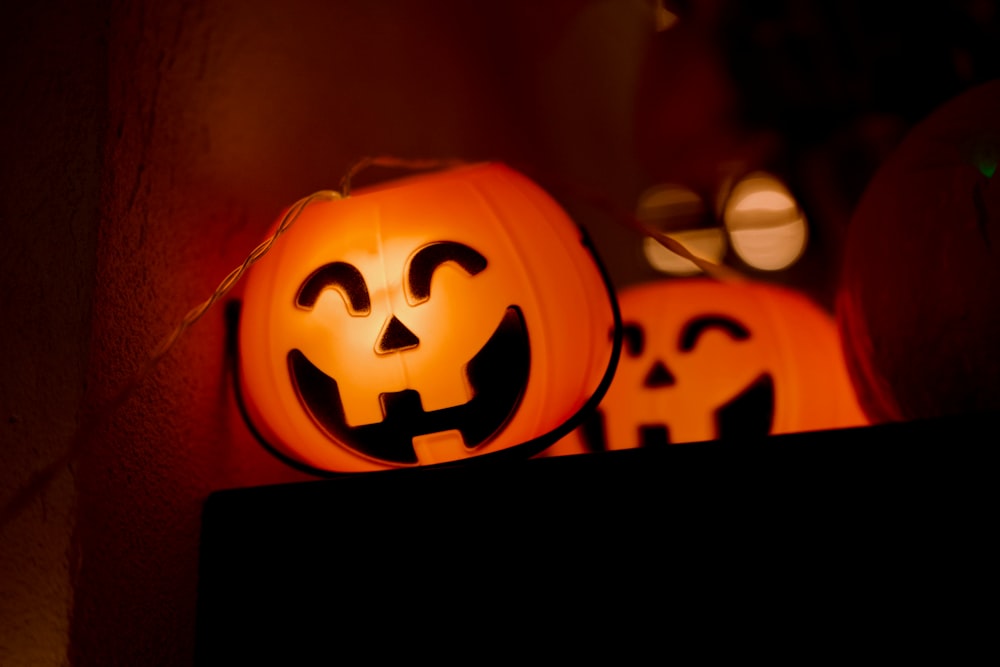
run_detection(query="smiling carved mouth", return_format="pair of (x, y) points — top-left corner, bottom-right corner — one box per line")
(579, 372), (776, 450)
(288, 306), (530, 465)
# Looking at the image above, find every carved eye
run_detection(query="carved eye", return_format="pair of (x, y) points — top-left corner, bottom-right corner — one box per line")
(622, 323), (645, 357)
(296, 262), (371, 316)
(406, 241), (487, 304)
(678, 315), (750, 352)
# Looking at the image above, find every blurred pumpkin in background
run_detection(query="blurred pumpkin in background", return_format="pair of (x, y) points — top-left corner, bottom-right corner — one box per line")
(544, 277), (867, 456)
(237, 162), (617, 474)
(837, 79), (1000, 422)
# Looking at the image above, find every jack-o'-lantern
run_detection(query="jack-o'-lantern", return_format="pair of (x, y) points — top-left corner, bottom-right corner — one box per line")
(837, 79), (1000, 422)
(544, 277), (868, 456)
(236, 162), (618, 474)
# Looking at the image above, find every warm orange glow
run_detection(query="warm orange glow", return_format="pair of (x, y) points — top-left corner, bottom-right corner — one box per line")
(637, 183), (725, 275)
(724, 172), (807, 271)
(544, 278), (868, 456)
(238, 163), (616, 473)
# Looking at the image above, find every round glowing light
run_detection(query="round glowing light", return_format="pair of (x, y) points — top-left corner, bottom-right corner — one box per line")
(723, 172), (807, 271)
(637, 184), (726, 276)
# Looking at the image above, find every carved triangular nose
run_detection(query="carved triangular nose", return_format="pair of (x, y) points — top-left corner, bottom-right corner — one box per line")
(643, 360), (676, 388)
(376, 315), (420, 354)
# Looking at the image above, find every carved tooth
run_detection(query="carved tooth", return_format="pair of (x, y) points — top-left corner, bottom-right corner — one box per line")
(412, 430), (468, 465)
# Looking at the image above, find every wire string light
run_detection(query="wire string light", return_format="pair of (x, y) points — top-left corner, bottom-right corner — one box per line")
(148, 189), (342, 365)
(0, 155), (737, 530)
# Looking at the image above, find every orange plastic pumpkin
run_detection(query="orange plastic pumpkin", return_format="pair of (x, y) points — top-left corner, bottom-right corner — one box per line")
(545, 277), (868, 455)
(236, 162), (617, 473)
(837, 79), (1000, 422)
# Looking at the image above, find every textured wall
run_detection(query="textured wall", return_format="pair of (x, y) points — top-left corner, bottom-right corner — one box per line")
(0, 2), (105, 665)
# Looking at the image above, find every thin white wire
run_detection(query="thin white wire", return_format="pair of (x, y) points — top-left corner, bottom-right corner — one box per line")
(147, 189), (341, 365)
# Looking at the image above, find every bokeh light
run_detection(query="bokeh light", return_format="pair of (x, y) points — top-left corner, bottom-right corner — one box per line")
(723, 171), (807, 271)
(637, 183), (726, 275)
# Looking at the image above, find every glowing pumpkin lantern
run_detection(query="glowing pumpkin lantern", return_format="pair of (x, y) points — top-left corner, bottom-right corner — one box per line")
(837, 79), (1000, 422)
(236, 162), (618, 473)
(545, 277), (868, 456)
